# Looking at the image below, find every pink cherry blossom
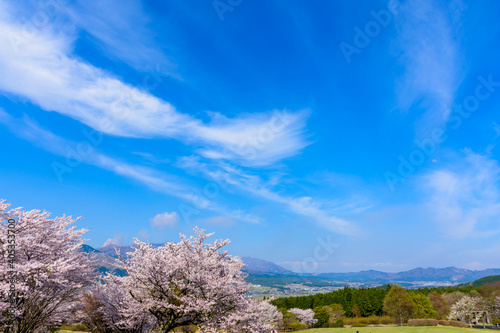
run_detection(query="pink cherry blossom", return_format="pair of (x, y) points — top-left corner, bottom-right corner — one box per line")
(0, 200), (94, 332)
(108, 227), (281, 332)
(289, 308), (318, 327)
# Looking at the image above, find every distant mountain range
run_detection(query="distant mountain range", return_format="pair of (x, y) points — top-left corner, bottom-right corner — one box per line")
(240, 257), (295, 274)
(80, 244), (500, 287)
(315, 267), (500, 284)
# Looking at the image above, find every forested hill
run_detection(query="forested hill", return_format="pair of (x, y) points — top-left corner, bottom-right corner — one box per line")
(270, 285), (477, 317)
(469, 275), (500, 287)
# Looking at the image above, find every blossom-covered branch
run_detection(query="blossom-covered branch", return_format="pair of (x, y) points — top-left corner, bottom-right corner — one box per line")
(0, 200), (94, 332)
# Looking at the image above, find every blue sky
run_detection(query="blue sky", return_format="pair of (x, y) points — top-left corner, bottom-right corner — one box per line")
(1, 0), (500, 273)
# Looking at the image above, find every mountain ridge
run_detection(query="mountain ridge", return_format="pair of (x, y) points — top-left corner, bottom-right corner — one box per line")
(80, 244), (500, 286)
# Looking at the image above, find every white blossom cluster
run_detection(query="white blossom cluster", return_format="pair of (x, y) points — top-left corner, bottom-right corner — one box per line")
(1, 200), (281, 333)
(0, 200), (94, 331)
(289, 308), (318, 326)
(448, 295), (486, 325)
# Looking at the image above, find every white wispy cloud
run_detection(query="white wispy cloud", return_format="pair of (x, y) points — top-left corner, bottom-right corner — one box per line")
(394, 0), (465, 137)
(131, 152), (171, 164)
(136, 229), (150, 242)
(0, 109), (183, 193)
(103, 233), (124, 247)
(459, 243), (500, 269)
(0, 3), (309, 167)
(421, 150), (500, 238)
(177, 158), (361, 235)
(0, 1), (318, 232)
(0, 109), (260, 225)
(307, 171), (375, 214)
(65, 0), (177, 74)
(150, 211), (179, 228)
(195, 109), (311, 167)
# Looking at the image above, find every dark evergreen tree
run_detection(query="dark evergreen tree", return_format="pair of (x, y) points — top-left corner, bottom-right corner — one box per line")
(356, 288), (373, 316)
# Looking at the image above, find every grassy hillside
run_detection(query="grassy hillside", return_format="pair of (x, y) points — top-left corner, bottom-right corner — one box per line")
(297, 327), (498, 332)
(471, 275), (500, 287)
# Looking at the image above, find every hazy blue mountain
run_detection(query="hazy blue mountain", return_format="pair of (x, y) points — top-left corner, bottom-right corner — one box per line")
(317, 267), (500, 284)
(81, 244), (500, 286)
(92, 245), (294, 274)
(97, 243), (164, 258)
(97, 244), (134, 258)
(241, 256), (295, 274)
(80, 244), (101, 253)
(80, 244), (120, 272)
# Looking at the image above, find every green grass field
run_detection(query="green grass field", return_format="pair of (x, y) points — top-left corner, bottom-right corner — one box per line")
(56, 327), (498, 333)
(296, 327), (498, 333)
(55, 324), (499, 333)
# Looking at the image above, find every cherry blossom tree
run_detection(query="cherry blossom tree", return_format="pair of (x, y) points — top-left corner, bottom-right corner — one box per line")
(289, 308), (318, 327)
(112, 227), (280, 332)
(0, 200), (94, 333)
(495, 296), (500, 318)
(448, 295), (484, 327)
(75, 291), (110, 333)
(75, 274), (156, 333)
(223, 297), (283, 332)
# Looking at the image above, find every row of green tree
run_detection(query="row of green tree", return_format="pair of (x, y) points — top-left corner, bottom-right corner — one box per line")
(273, 282), (500, 329)
(271, 284), (476, 318)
